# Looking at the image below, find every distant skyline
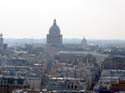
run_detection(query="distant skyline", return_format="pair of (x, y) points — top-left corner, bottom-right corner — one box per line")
(0, 0), (125, 39)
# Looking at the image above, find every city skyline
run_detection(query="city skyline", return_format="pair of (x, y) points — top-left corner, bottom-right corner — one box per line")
(0, 0), (125, 39)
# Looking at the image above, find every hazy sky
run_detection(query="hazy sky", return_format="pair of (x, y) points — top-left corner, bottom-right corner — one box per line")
(0, 0), (125, 39)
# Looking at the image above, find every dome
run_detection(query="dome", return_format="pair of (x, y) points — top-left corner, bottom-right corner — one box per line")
(47, 19), (63, 47)
(81, 37), (87, 46)
(49, 19), (60, 35)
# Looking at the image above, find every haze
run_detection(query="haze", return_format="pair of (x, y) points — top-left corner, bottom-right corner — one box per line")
(0, 0), (125, 39)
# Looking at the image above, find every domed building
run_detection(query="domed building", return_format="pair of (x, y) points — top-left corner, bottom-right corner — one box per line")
(46, 19), (63, 61)
(81, 37), (87, 46)
(81, 37), (87, 48)
(47, 19), (63, 47)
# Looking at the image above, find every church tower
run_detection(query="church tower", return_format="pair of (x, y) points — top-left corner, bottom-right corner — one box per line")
(47, 19), (63, 47)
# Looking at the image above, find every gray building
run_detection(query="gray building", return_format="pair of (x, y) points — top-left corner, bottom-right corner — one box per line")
(47, 19), (63, 47)
(46, 19), (63, 61)
(81, 37), (87, 48)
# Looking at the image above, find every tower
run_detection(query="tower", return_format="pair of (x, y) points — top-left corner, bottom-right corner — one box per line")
(47, 19), (63, 47)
